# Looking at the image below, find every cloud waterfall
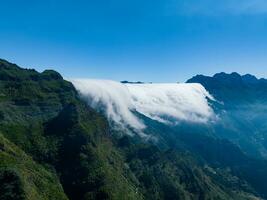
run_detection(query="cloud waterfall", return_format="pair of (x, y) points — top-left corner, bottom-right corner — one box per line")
(71, 79), (214, 132)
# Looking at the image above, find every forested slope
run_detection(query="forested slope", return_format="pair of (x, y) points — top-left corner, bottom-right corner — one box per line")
(0, 59), (262, 200)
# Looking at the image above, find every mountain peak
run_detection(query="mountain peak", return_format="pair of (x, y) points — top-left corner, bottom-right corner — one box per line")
(41, 70), (63, 80)
(213, 72), (242, 80)
(187, 72), (266, 85)
(0, 58), (20, 70)
(242, 74), (258, 83)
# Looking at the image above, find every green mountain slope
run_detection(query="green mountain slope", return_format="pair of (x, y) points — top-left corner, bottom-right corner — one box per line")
(0, 59), (262, 200)
(0, 59), (141, 200)
(0, 133), (68, 200)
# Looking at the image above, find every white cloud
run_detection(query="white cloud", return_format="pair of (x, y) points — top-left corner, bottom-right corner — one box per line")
(71, 79), (215, 133)
(127, 83), (214, 124)
(70, 79), (145, 132)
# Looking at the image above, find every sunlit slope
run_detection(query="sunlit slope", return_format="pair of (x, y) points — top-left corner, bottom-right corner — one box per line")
(0, 59), (264, 200)
(0, 133), (68, 200)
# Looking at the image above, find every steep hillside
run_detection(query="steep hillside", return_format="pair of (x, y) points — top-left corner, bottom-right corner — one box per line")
(0, 59), (141, 200)
(0, 133), (68, 200)
(0, 59), (263, 200)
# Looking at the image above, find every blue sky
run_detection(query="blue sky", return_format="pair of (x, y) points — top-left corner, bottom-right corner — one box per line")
(1, 0), (267, 82)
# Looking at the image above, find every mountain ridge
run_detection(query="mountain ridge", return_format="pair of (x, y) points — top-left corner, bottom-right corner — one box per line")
(0, 59), (266, 200)
(187, 72), (267, 84)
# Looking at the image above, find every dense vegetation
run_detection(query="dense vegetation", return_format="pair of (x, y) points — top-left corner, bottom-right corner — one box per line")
(0, 59), (140, 200)
(0, 59), (266, 200)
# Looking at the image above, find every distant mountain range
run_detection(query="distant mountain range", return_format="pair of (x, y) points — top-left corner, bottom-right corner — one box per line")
(187, 72), (267, 104)
(120, 80), (145, 84)
(187, 72), (267, 159)
(0, 59), (267, 200)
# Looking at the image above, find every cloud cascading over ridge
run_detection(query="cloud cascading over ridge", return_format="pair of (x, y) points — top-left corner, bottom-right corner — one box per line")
(71, 79), (215, 132)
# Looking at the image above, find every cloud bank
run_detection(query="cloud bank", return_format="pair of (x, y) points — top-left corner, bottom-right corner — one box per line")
(71, 79), (214, 132)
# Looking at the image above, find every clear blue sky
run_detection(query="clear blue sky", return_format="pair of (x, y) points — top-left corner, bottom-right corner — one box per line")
(1, 0), (267, 82)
